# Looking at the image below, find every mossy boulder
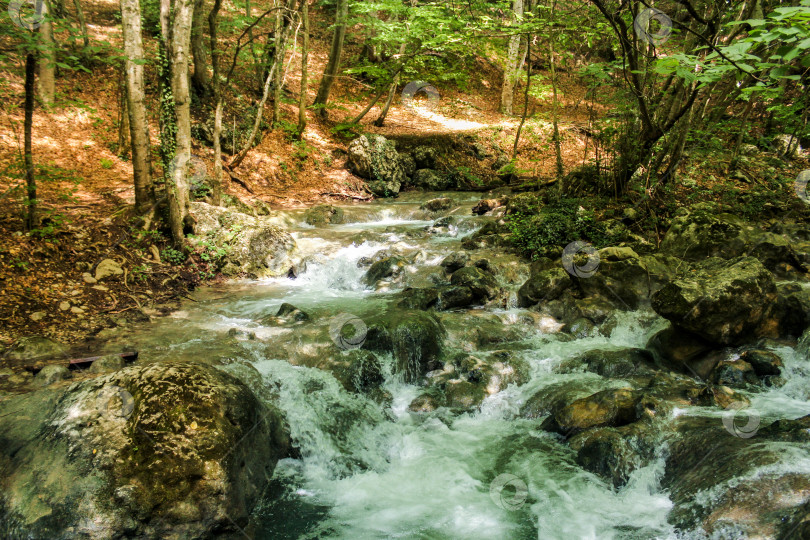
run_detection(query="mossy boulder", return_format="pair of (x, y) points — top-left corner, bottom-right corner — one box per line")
(0, 360), (290, 538)
(540, 387), (640, 436)
(449, 266), (498, 302)
(304, 204), (344, 225)
(363, 311), (445, 383)
(347, 135), (405, 197)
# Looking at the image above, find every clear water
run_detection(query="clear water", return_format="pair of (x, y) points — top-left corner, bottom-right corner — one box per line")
(105, 192), (810, 539)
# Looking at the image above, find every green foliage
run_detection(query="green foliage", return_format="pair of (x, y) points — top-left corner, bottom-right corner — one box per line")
(100, 158), (113, 169)
(161, 247), (187, 265)
(506, 197), (619, 259)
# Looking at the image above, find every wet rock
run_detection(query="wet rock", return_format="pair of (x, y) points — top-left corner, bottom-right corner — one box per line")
(420, 197), (454, 212)
(520, 379), (614, 420)
(95, 258), (124, 281)
(710, 359), (759, 387)
(333, 350), (384, 393)
(561, 317), (596, 338)
(568, 422), (655, 488)
(304, 204), (344, 225)
(739, 349), (782, 377)
(411, 146), (437, 169)
(408, 389), (442, 413)
(274, 302), (311, 323)
(472, 198), (503, 215)
(646, 325), (719, 379)
(663, 415), (810, 536)
(34, 364), (71, 386)
(440, 252), (469, 272)
(0, 360), (290, 539)
(2, 336), (69, 368)
(540, 387), (640, 436)
(364, 311), (445, 383)
(189, 202), (297, 278)
(412, 169), (452, 191)
(559, 348), (657, 379)
(347, 135), (405, 197)
(362, 256), (407, 286)
(88, 354), (126, 373)
(651, 256), (802, 346)
(437, 286), (477, 310)
(517, 267), (572, 307)
(449, 266), (498, 301)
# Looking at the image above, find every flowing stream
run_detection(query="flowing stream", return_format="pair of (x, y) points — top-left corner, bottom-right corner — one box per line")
(104, 192), (810, 539)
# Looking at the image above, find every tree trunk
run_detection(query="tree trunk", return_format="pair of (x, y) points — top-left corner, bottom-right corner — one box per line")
(271, 5), (285, 124)
(296, 0), (309, 138)
(548, 0), (563, 180)
(209, 0), (223, 204)
(38, 1), (56, 105)
(121, 0), (154, 213)
(191, 0), (210, 95)
(162, 0), (195, 244)
(24, 53), (38, 230)
(500, 0), (524, 116)
(72, 0), (89, 49)
(313, 0), (347, 118)
(512, 34), (531, 160)
(117, 73), (130, 158)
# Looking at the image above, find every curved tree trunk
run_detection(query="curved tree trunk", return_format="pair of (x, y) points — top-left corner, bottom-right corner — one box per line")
(313, 0), (347, 118)
(121, 0), (154, 213)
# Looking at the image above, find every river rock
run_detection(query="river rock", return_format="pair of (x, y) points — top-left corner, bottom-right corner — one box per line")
(651, 256), (802, 346)
(347, 135), (405, 197)
(517, 267), (572, 307)
(558, 347), (657, 379)
(471, 198), (503, 215)
(364, 311), (445, 383)
(440, 252), (469, 272)
(449, 266), (498, 302)
(34, 364), (72, 386)
(739, 349), (782, 377)
(362, 256), (407, 286)
(540, 387), (640, 436)
(411, 146), (437, 169)
(420, 197), (454, 212)
(2, 336), (69, 368)
(520, 379), (616, 420)
(646, 325), (719, 379)
(304, 204), (344, 225)
(189, 201), (297, 278)
(88, 354), (126, 373)
(710, 359), (759, 388)
(568, 421), (656, 488)
(95, 258), (124, 281)
(0, 360), (290, 539)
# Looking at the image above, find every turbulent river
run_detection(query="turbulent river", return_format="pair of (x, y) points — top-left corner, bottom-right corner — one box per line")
(106, 192), (810, 539)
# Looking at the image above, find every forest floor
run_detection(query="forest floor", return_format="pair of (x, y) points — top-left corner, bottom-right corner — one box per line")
(1, 0), (808, 351)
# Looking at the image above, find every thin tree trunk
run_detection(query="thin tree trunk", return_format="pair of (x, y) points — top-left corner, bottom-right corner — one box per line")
(117, 73), (130, 157)
(72, 0), (89, 49)
(548, 0), (563, 180)
(296, 0), (309, 138)
(209, 0), (223, 204)
(271, 6), (285, 124)
(191, 0), (210, 94)
(122, 0), (154, 213)
(38, 1), (56, 105)
(373, 42), (407, 127)
(24, 53), (37, 230)
(500, 0), (524, 116)
(313, 0), (347, 118)
(513, 35), (532, 160)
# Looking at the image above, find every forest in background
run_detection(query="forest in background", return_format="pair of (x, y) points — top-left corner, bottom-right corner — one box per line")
(0, 0), (808, 344)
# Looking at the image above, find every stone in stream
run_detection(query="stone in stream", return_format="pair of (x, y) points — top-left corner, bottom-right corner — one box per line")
(0, 360), (290, 538)
(87, 354), (126, 373)
(568, 421), (656, 489)
(2, 335), (69, 368)
(449, 266), (498, 301)
(471, 198), (503, 215)
(420, 197), (454, 212)
(189, 202), (297, 278)
(709, 359), (759, 388)
(646, 325), (720, 380)
(738, 349), (783, 377)
(540, 387), (640, 437)
(304, 204), (344, 225)
(34, 364), (72, 386)
(440, 251), (469, 272)
(275, 302), (311, 322)
(557, 347), (657, 379)
(346, 135), (405, 197)
(516, 267), (572, 307)
(362, 256), (407, 286)
(363, 310), (445, 383)
(651, 256), (805, 346)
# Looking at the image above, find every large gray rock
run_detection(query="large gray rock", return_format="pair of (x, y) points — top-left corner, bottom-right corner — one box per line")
(0, 360), (290, 539)
(347, 135), (405, 197)
(189, 201), (296, 278)
(651, 256), (803, 346)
